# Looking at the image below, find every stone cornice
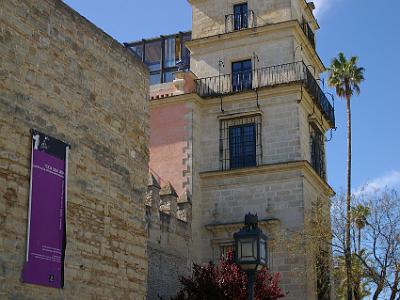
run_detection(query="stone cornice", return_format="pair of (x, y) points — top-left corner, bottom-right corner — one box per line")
(149, 92), (203, 108)
(149, 83), (300, 108)
(205, 218), (280, 235)
(199, 83), (301, 107)
(200, 160), (335, 196)
(218, 109), (263, 120)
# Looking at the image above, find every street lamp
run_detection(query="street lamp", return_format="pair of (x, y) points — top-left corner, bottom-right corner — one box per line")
(234, 213), (267, 300)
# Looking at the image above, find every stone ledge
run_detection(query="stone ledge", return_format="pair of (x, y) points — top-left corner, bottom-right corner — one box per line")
(205, 218), (280, 234)
(199, 160), (335, 196)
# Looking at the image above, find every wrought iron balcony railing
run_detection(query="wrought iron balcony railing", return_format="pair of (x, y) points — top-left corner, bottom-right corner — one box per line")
(195, 61), (335, 128)
(225, 10), (256, 33)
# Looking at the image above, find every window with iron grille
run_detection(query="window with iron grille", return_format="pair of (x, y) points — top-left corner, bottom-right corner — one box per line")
(220, 114), (262, 170)
(310, 124), (326, 180)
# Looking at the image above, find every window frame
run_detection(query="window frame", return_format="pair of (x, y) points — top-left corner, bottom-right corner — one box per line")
(233, 2), (249, 31)
(125, 32), (191, 85)
(229, 123), (257, 169)
(220, 114), (262, 171)
(310, 123), (326, 180)
(231, 59), (253, 92)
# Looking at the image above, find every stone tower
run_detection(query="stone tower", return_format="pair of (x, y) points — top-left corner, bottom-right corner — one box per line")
(127, 1), (335, 299)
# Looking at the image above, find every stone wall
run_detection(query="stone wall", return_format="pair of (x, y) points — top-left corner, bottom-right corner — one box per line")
(189, 0), (318, 40)
(197, 88), (303, 172)
(145, 175), (192, 300)
(0, 0), (149, 299)
(190, 0), (293, 39)
(199, 164), (304, 298)
(199, 161), (333, 299)
(188, 30), (295, 79)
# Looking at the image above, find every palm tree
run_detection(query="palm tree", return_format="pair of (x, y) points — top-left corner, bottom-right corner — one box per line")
(328, 53), (365, 300)
(352, 204), (370, 254)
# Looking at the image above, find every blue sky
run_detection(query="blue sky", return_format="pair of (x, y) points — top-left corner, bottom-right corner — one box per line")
(63, 0), (400, 194)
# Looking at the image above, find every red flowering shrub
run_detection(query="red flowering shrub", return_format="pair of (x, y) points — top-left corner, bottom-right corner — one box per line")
(172, 252), (285, 300)
(254, 267), (285, 300)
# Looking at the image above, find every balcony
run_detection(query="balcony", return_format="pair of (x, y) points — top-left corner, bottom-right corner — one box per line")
(225, 10), (256, 33)
(195, 61), (335, 128)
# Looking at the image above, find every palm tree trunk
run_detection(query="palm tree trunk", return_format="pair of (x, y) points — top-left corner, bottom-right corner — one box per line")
(345, 95), (353, 300)
(353, 227), (362, 300)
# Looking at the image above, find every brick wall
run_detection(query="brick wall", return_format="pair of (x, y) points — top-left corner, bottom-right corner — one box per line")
(150, 102), (190, 196)
(0, 0), (149, 299)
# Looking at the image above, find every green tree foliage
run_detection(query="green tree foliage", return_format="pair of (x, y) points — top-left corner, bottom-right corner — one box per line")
(332, 189), (400, 299)
(334, 254), (371, 300)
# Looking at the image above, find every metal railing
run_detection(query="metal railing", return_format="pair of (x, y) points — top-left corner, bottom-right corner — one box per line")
(302, 66), (335, 127)
(225, 10), (256, 33)
(195, 61), (335, 127)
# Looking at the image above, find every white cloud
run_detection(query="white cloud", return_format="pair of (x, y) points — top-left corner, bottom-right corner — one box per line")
(312, 0), (333, 17)
(353, 171), (400, 196)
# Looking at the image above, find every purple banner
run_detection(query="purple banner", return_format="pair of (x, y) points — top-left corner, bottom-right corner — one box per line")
(22, 130), (69, 288)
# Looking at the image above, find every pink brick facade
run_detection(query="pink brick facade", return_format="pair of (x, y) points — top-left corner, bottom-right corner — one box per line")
(149, 103), (189, 196)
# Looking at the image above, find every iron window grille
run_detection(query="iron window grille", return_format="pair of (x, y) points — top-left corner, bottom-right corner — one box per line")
(310, 124), (326, 180)
(220, 114), (262, 171)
